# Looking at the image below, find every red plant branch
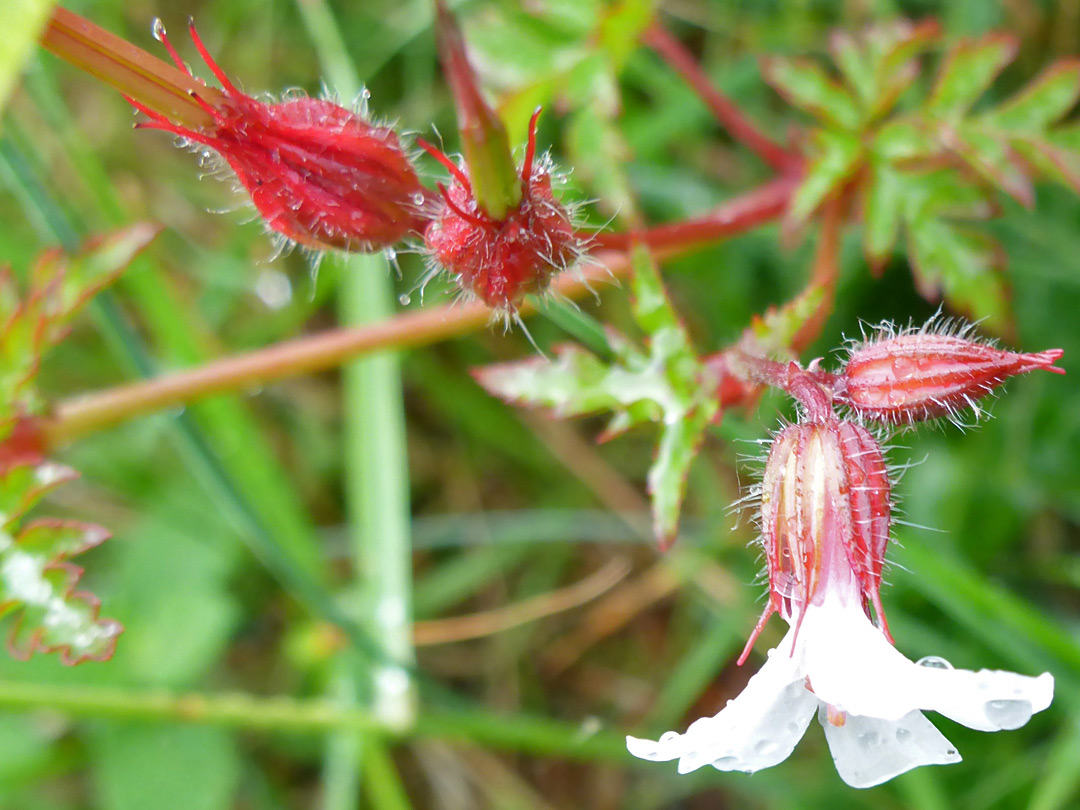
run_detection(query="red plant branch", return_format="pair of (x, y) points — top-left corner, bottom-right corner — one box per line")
(642, 23), (798, 172)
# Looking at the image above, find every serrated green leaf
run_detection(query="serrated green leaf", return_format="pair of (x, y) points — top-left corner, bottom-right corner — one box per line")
(863, 160), (904, 266)
(903, 167), (996, 221)
(760, 56), (861, 130)
(629, 243), (683, 337)
(474, 342), (660, 429)
(649, 407), (713, 549)
(907, 219), (1010, 330)
(51, 222), (162, 322)
(927, 34), (1017, 120)
(829, 30), (874, 106)
(1012, 134), (1080, 194)
(787, 130), (862, 225)
(747, 284), (828, 358)
(0, 461), (76, 528)
(987, 59), (1080, 131)
(953, 126), (1035, 206)
(872, 119), (936, 161)
(0, 528), (122, 664)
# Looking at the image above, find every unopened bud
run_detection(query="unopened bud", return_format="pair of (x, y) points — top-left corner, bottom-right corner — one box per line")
(131, 20), (428, 252)
(836, 320), (1064, 425)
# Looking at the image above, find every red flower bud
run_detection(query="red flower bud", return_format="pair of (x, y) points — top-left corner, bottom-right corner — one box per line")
(835, 320), (1064, 425)
(740, 417), (893, 664)
(129, 20), (429, 252)
(419, 109), (584, 311)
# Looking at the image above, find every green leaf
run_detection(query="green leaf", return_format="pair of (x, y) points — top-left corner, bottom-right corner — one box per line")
(986, 59), (1080, 131)
(476, 247), (719, 545)
(746, 283), (828, 358)
(0, 0), (56, 121)
(760, 55), (861, 130)
(649, 406), (712, 548)
(787, 129), (862, 225)
(0, 522), (122, 664)
(629, 243), (683, 336)
(863, 159), (904, 266)
(953, 126), (1035, 207)
(926, 34), (1018, 120)
(48, 222), (162, 323)
(0, 461), (76, 528)
(907, 218), (1010, 331)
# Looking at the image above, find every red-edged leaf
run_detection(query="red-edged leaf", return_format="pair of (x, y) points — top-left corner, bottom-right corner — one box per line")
(787, 129), (863, 225)
(927, 34), (1018, 119)
(760, 55), (861, 130)
(953, 127), (1036, 207)
(988, 59), (1080, 130)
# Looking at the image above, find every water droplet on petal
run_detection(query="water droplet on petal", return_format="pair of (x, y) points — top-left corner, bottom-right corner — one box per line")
(984, 699), (1033, 730)
(754, 740), (777, 756)
(895, 727), (911, 742)
(916, 655), (953, 670)
(712, 755), (739, 770)
(857, 731), (883, 748)
(659, 731), (680, 744)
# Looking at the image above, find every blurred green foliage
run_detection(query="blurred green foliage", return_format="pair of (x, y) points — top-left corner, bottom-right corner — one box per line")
(0, 0), (1078, 809)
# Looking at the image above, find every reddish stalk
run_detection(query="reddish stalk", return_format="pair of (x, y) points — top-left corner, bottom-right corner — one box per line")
(590, 175), (794, 252)
(643, 23), (797, 172)
(44, 180), (792, 446)
(40, 8), (225, 131)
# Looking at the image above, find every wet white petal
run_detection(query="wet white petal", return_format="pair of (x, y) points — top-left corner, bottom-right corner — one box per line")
(801, 595), (1054, 732)
(626, 645), (816, 775)
(822, 709), (962, 789)
(914, 669), (1054, 732)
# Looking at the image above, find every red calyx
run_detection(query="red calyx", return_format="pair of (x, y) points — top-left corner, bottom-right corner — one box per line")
(419, 109), (582, 311)
(130, 19), (429, 252)
(739, 418), (893, 664)
(836, 325), (1065, 425)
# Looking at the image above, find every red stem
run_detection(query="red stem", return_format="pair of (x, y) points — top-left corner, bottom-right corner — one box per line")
(643, 23), (797, 172)
(590, 175), (794, 252)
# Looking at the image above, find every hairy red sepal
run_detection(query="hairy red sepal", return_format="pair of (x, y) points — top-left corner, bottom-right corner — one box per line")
(132, 20), (428, 252)
(836, 326), (1064, 425)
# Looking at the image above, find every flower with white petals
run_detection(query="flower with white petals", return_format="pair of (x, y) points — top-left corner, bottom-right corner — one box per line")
(627, 418), (1054, 788)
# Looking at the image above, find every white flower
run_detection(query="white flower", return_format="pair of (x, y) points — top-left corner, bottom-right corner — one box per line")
(627, 581), (1054, 788)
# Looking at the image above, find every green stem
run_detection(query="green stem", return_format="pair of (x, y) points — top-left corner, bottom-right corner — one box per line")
(0, 680), (627, 762)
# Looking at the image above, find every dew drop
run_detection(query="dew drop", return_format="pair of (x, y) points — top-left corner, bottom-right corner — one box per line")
(411, 193), (426, 206)
(916, 655), (953, 670)
(857, 731), (883, 748)
(152, 17), (167, 41)
(984, 699), (1033, 730)
(398, 293), (411, 306)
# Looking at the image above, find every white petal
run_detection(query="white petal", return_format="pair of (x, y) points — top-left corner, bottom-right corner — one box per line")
(913, 669), (1054, 732)
(800, 595), (1055, 731)
(800, 596), (923, 720)
(822, 709), (962, 789)
(626, 644), (816, 775)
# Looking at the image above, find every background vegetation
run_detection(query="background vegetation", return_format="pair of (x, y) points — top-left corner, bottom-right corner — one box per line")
(1, 0), (1079, 808)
